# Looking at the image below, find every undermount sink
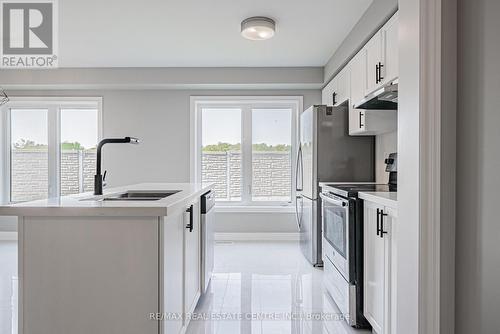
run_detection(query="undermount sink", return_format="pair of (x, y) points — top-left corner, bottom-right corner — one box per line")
(79, 190), (181, 201)
(102, 190), (181, 201)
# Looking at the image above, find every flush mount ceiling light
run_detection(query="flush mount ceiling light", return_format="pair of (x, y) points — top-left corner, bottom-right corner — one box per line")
(241, 17), (276, 41)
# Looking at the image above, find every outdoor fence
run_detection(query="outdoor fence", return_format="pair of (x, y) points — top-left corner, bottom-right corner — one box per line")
(10, 150), (292, 202)
(11, 149), (96, 201)
(202, 151), (291, 201)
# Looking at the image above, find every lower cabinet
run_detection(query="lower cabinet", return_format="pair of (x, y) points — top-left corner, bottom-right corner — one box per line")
(363, 200), (398, 334)
(163, 211), (185, 334)
(162, 198), (201, 334)
(184, 199), (201, 318)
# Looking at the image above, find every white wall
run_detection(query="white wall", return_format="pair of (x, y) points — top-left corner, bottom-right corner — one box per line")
(3, 89), (320, 233)
(456, 0), (500, 332)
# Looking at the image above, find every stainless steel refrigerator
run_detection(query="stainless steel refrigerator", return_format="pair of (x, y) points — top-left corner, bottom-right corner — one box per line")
(295, 105), (375, 266)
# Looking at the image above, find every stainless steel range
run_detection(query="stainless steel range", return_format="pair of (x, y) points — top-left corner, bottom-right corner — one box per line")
(320, 154), (397, 328)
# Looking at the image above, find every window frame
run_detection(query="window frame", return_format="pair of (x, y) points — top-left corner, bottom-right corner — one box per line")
(1, 97), (103, 203)
(190, 96), (302, 207)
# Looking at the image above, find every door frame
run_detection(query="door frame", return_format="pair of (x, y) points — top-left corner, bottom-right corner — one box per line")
(398, 0), (457, 333)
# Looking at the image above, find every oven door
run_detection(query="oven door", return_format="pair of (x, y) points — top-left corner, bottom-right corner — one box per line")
(320, 192), (350, 281)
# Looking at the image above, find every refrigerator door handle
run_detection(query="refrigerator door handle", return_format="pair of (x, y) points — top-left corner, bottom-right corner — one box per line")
(295, 195), (302, 230)
(296, 144), (303, 191)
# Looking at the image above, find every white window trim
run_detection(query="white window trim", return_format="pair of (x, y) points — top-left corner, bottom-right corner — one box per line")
(1, 96), (103, 203)
(190, 96), (303, 208)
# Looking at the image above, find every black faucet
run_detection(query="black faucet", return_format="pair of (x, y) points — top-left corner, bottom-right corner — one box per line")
(94, 137), (140, 195)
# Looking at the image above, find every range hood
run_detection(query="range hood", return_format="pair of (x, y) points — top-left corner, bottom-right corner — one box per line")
(354, 82), (398, 110)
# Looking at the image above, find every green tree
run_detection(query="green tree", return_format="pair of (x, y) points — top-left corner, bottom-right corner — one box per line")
(202, 142), (291, 152)
(252, 143), (291, 152)
(61, 141), (84, 150)
(13, 139), (47, 150)
(203, 142), (241, 152)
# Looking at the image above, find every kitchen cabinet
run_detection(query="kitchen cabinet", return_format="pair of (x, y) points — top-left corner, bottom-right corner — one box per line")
(363, 200), (398, 334)
(347, 11), (398, 136)
(184, 199), (201, 318)
(162, 197), (201, 334)
(365, 32), (384, 95)
(365, 12), (399, 95)
(349, 110), (397, 136)
(348, 52), (366, 133)
(382, 13), (399, 84)
(334, 66), (350, 106)
(1, 183), (211, 334)
(162, 210), (185, 334)
(350, 51), (367, 106)
(322, 77), (336, 105)
(321, 66), (350, 107)
(349, 50), (397, 136)
(324, 11), (398, 136)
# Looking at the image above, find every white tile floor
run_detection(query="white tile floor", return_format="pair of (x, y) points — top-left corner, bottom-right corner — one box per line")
(185, 241), (371, 334)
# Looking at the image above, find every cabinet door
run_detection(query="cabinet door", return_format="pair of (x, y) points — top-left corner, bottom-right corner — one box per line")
(349, 51), (367, 134)
(322, 77), (337, 105)
(162, 212), (185, 334)
(335, 66), (350, 106)
(364, 201), (389, 334)
(383, 13), (399, 83)
(365, 32), (383, 94)
(184, 200), (201, 317)
(22, 217), (159, 334)
(386, 207), (398, 334)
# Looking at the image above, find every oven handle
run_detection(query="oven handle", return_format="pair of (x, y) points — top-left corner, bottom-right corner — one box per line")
(319, 193), (348, 208)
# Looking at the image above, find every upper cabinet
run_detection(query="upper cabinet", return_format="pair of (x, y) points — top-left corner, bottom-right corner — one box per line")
(334, 65), (350, 106)
(349, 52), (366, 132)
(365, 12), (399, 95)
(365, 32), (384, 94)
(321, 76), (336, 105)
(350, 52), (367, 105)
(321, 65), (350, 107)
(322, 11), (399, 136)
(383, 14), (399, 84)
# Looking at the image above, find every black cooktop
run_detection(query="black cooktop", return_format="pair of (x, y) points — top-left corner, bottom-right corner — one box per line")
(322, 183), (397, 198)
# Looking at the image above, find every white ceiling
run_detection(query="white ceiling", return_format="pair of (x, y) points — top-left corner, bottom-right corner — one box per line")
(58, 0), (372, 67)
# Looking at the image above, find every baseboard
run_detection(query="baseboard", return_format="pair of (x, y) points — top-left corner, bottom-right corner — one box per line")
(215, 232), (299, 241)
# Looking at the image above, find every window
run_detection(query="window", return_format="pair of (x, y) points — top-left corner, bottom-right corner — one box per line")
(202, 108), (242, 201)
(192, 97), (301, 206)
(2, 98), (102, 203)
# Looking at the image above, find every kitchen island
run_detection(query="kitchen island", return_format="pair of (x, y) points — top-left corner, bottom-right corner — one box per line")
(0, 183), (213, 334)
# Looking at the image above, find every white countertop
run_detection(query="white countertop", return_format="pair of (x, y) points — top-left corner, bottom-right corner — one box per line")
(358, 191), (398, 209)
(0, 183), (214, 217)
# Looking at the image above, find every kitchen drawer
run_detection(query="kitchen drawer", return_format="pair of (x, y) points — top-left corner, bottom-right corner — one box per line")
(323, 237), (349, 281)
(323, 256), (350, 318)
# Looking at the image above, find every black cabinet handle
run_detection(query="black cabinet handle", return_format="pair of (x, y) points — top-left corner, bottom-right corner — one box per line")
(186, 205), (193, 232)
(359, 112), (364, 128)
(332, 92), (337, 105)
(380, 209), (388, 238)
(378, 62), (384, 83)
(376, 208), (380, 236)
(375, 64), (380, 84)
